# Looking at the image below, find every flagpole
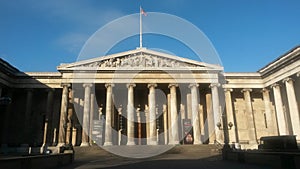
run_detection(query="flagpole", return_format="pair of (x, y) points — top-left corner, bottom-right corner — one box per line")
(139, 6), (142, 48)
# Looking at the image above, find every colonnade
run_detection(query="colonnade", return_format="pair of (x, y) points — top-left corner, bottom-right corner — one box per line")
(56, 82), (222, 146)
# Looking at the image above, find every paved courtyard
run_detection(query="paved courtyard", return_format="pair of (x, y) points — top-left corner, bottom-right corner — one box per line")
(58, 145), (271, 169)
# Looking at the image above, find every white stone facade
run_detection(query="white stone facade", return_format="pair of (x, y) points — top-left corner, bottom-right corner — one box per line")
(0, 46), (299, 149)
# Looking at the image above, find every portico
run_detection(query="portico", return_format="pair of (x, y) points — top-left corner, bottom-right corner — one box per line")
(54, 48), (225, 146)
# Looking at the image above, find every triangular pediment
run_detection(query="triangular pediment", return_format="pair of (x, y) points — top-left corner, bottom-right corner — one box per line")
(57, 48), (223, 71)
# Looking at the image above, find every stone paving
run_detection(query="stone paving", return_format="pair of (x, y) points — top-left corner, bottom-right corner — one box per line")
(58, 145), (272, 169)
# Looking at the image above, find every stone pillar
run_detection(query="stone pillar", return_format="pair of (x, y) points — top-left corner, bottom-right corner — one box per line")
(57, 84), (70, 147)
(168, 84), (179, 145)
(148, 83), (157, 145)
(24, 89), (33, 144)
(42, 89), (54, 146)
(224, 88), (237, 143)
(167, 94), (172, 144)
(241, 88), (257, 144)
(66, 89), (74, 145)
(189, 83), (201, 144)
(198, 105), (205, 138)
(104, 83), (114, 146)
(127, 83), (136, 145)
(163, 104), (168, 145)
(206, 92), (215, 144)
(283, 78), (300, 141)
(81, 84), (92, 147)
(210, 83), (224, 143)
(89, 92), (95, 145)
(186, 94), (192, 119)
(271, 83), (288, 135)
(261, 88), (277, 136)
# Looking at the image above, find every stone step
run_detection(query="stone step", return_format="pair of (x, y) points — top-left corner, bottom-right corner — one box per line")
(74, 144), (221, 159)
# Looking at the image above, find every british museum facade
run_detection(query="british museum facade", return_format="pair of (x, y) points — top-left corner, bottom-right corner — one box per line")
(0, 46), (300, 150)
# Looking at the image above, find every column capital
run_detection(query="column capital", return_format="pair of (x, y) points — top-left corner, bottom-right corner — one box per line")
(61, 83), (71, 88)
(261, 88), (270, 93)
(147, 83), (157, 88)
(83, 83), (92, 88)
(241, 88), (252, 93)
(224, 88), (233, 92)
(270, 83), (280, 89)
(168, 83), (178, 88)
(297, 72), (300, 77)
(105, 83), (115, 88)
(126, 83), (136, 88)
(282, 77), (294, 84)
(209, 83), (220, 88)
(188, 83), (199, 88)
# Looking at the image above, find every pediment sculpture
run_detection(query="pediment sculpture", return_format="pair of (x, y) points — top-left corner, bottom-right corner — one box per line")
(81, 53), (200, 68)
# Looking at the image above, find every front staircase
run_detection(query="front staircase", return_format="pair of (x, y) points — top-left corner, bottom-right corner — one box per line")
(73, 144), (222, 160)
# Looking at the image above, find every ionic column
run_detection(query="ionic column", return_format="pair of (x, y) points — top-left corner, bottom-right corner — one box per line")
(224, 88), (237, 143)
(148, 83), (157, 145)
(271, 83), (288, 135)
(210, 84), (222, 143)
(80, 84), (92, 146)
(104, 83), (114, 146)
(224, 89), (237, 142)
(261, 88), (277, 135)
(66, 88), (74, 145)
(241, 88), (257, 144)
(189, 83), (201, 144)
(206, 92), (215, 144)
(24, 89), (33, 144)
(42, 88), (54, 146)
(89, 92), (95, 145)
(168, 84), (179, 145)
(127, 83), (136, 145)
(58, 84), (70, 147)
(283, 78), (300, 141)
(163, 104), (168, 145)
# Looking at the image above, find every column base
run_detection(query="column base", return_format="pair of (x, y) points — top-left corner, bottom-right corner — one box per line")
(147, 141), (158, 145)
(168, 141), (179, 145)
(126, 141), (136, 146)
(103, 142), (113, 146)
(56, 143), (66, 147)
(80, 142), (90, 147)
(193, 141), (202, 145)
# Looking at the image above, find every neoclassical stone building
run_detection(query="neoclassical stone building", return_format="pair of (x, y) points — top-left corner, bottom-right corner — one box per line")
(0, 46), (299, 150)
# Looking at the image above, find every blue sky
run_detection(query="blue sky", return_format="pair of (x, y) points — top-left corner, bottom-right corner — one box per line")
(0, 0), (300, 72)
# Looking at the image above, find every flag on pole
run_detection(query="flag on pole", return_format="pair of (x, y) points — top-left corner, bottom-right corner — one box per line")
(140, 7), (147, 16)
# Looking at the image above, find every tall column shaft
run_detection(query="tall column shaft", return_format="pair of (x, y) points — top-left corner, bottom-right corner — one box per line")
(206, 93), (215, 144)
(169, 84), (179, 145)
(224, 88), (237, 143)
(262, 88), (277, 135)
(272, 84), (288, 135)
(283, 78), (300, 141)
(242, 89), (257, 144)
(127, 83), (136, 145)
(210, 84), (221, 143)
(167, 94), (172, 144)
(89, 93), (95, 145)
(24, 89), (33, 144)
(148, 83), (157, 145)
(43, 89), (54, 146)
(58, 84), (70, 146)
(163, 104), (168, 145)
(80, 84), (92, 146)
(104, 83), (114, 146)
(189, 84), (201, 144)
